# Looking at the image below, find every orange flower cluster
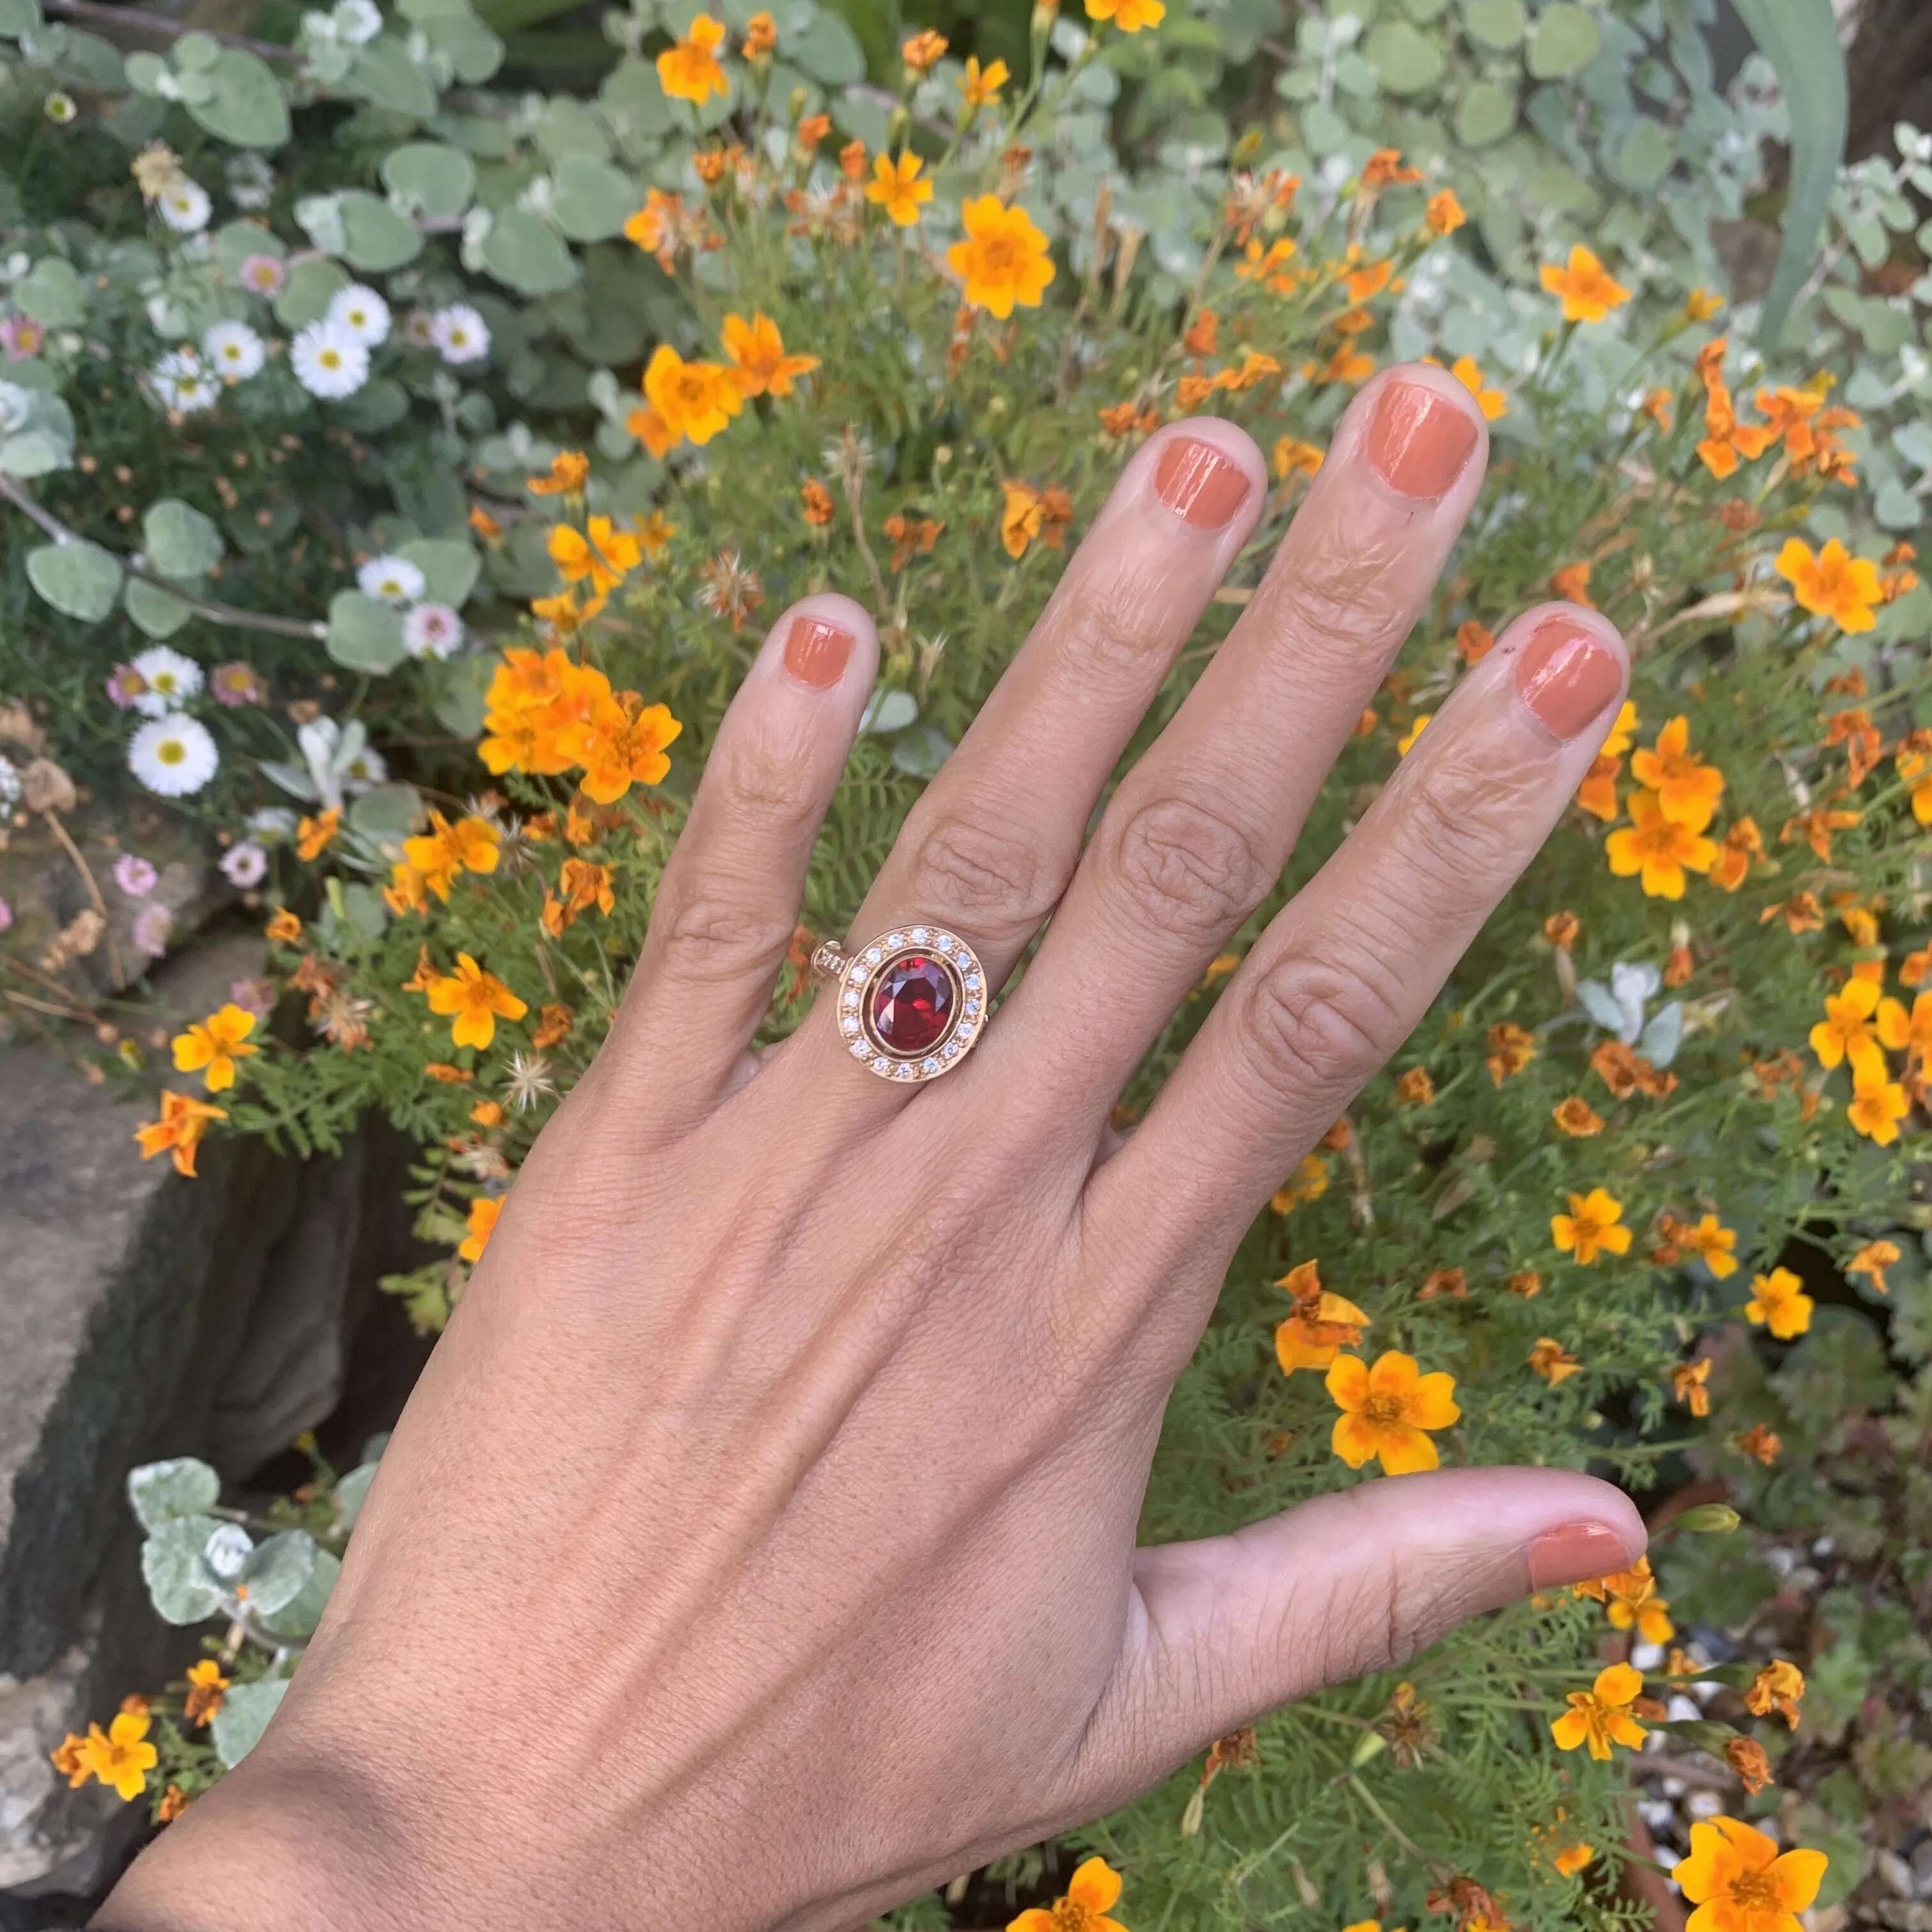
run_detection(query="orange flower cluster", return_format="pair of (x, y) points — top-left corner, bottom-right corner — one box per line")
(479, 647), (682, 806)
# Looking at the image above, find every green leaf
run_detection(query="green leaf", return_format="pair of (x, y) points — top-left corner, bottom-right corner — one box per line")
(1454, 79), (1517, 148)
(257, 1548), (341, 1640)
(326, 590), (408, 672)
(211, 1676), (289, 1767)
(174, 27), (220, 68)
(125, 577), (195, 638)
(599, 57), (675, 139)
(398, 537), (480, 607)
(190, 48), (292, 148)
(143, 498), (223, 581)
(124, 47), (168, 93)
(381, 141), (477, 220)
(479, 206), (578, 295)
(549, 152), (636, 242)
(274, 257), (351, 329)
(1616, 116), (1673, 192)
(335, 1460), (381, 1529)
(140, 1515), (226, 1624)
(1526, 2), (1600, 78)
(27, 540), (122, 621)
(787, 9), (864, 84)
(1460, 0), (1523, 50)
(348, 783), (422, 841)
(239, 1529), (318, 1616)
(532, 94), (611, 160)
(337, 190), (424, 272)
(348, 38), (440, 118)
(429, 651), (493, 737)
(0, 0), (44, 36)
(420, 8), (503, 81)
(1365, 17), (1444, 95)
(128, 1457), (221, 1531)
(16, 257), (87, 328)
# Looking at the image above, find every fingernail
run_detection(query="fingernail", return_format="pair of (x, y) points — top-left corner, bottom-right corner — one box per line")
(783, 615), (855, 689)
(1514, 617), (1623, 739)
(1154, 437), (1252, 529)
(1526, 1521), (1634, 1590)
(1367, 378), (1478, 500)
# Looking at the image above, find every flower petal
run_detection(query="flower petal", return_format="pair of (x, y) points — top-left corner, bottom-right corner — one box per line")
(1405, 1372), (1461, 1430)
(1067, 1858), (1122, 1913)
(1768, 1849), (1828, 1911)
(1324, 1353), (1369, 1409)
(1375, 1423), (1440, 1475)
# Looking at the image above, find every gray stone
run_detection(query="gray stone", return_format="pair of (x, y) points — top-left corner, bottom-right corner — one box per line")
(1878, 1905), (1932, 1932)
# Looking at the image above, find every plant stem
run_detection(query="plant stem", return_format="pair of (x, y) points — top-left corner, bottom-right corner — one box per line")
(43, 0), (303, 63)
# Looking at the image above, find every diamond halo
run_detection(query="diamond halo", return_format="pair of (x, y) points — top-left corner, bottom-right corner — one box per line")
(811, 927), (987, 1084)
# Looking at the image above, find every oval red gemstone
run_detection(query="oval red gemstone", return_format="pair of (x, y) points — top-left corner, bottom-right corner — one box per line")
(871, 954), (953, 1054)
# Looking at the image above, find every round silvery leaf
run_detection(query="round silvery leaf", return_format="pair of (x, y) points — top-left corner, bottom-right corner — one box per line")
(27, 540), (121, 621)
(211, 1676), (289, 1767)
(339, 189), (423, 271)
(144, 497), (224, 581)
(141, 1515), (226, 1624)
(398, 537), (479, 608)
(192, 48), (292, 149)
(381, 141), (475, 219)
(173, 29), (219, 68)
(479, 206), (578, 295)
(334, 1460), (380, 1531)
(203, 1521), (254, 1581)
(128, 1456), (220, 1531)
(326, 590), (408, 673)
(238, 1529), (318, 1616)
(257, 1548), (341, 1640)
(125, 577), (195, 638)
(1527, 2), (1601, 79)
(862, 689), (918, 735)
(1365, 18), (1443, 95)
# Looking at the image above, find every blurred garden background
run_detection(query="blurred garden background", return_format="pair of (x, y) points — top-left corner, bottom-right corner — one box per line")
(1, 0), (1931, 1928)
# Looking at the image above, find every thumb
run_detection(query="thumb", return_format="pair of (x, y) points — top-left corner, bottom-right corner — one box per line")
(1076, 1468), (1644, 1802)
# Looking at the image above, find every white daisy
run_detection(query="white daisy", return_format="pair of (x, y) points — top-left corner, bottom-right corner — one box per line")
(290, 319), (369, 399)
(203, 319), (266, 381)
(357, 554), (426, 604)
(128, 714), (218, 797)
(333, 0), (382, 42)
(226, 151), (275, 210)
(151, 348), (218, 413)
(247, 806), (299, 841)
(43, 91), (76, 124)
(128, 645), (204, 717)
(157, 179), (211, 234)
(220, 839), (268, 887)
(341, 744), (386, 791)
(430, 303), (489, 365)
(401, 602), (464, 658)
(326, 283), (391, 346)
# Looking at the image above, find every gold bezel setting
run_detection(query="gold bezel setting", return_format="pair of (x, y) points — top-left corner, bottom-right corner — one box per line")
(815, 927), (986, 1082)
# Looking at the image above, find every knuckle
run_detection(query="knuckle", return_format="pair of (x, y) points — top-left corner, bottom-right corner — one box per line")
(1108, 793), (1271, 945)
(1051, 575), (1167, 678)
(713, 724), (813, 822)
(907, 808), (1059, 931)
(1281, 549), (1412, 670)
(652, 880), (795, 981)
(1394, 742), (1532, 910)
(1239, 942), (1409, 1107)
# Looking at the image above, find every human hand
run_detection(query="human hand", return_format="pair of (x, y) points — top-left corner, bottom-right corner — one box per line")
(100, 364), (1643, 1932)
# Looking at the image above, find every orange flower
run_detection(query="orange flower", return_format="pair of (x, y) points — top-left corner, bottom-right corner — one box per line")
(1343, 256), (1393, 303)
(1274, 1264), (1371, 1374)
(1848, 1070), (1909, 1146)
(402, 811), (502, 903)
(1425, 188), (1465, 234)
(549, 517), (643, 598)
(1809, 977), (1885, 1080)
(171, 1004), (259, 1093)
(1314, 344), (1375, 385)
(1485, 1020), (1536, 1085)
(1744, 1266), (1813, 1338)
(1726, 1737), (1774, 1797)
(569, 693), (682, 804)
(1780, 806), (1861, 862)
(1737, 1422), (1782, 1464)
(1456, 618), (1494, 665)
(77, 1711), (158, 1802)
(1237, 237), (1300, 293)
(1271, 436), (1324, 480)
(1544, 910), (1579, 951)
(1775, 537), (1881, 632)
(801, 479), (834, 526)
(1671, 1816), (1825, 1932)
(295, 807), (340, 861)
(1395, 1066), (1434, 1104)
(134, 1089), (227, 1177)
(958, 55), (1009, 109)
(1630, 716), (1724, 831)
(1551, 1188), (1631, 1265)
(1553, 1844), (1595, 1880)
(721, 312), (818, 397)
(1008, 1856), (1128, 1932)
(1606, 788), (1717, 898)
(1528, 1338), (1582, 1386)
(1846, 1238), (1899, 1295)
(1708, 816), (1764, 893)
(1878, 990), (1932, 1066)
(947, 197), (1055, 318)
(424, 953), (528, 1051)
(1672, 1358), (1711, 1416)
(1590, 1039), (1674, 1100)
(657, 10), (728, 105)
(1551, 561), (1593, 607)
(900, 27), (946, 70)
(864, 151), (932, 228)
(642, 344), (745, 448)
(1085, 0), (1165, 29)
(742, 10), (775, 54)
(1678, 1213), (1738, 1278)
(1360, 148), (1423, 190)
(1269, 1151), (1329, 1214)
(1450, 356), (1505, 420)
(181, 1659), (229, 1728)
(1745, 1659), (1805, 1729)
(1639, 387), (1673, 432)
(532, 1002), (572, 1048)
(264, 908), (302, 945)
(1540, 245), (1631, 323)
(458, 1194), (501, 1264)
(1550, 1662), (1646, 1758)
(528, 450), (588, 496)
(1508, 1271), (1542, 1298)
(1396, 713), (1431, 755)
(1551, 1097), (1604, 1137)
(1417, 1266), (1466, 1301)
(1684, 286), (1723, 321)
(1326, 1351), (1459, 1474)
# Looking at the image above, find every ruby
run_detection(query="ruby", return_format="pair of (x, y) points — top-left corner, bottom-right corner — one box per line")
(871, 953), (953, 1054)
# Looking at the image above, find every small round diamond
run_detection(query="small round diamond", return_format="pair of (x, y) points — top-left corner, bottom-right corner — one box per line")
(965, 974), (983, 992)
(965, 1000), (981, 1017)
(911, 926), (928, 942)
(866, 946), (883, 965)
(888, 931), (905, 947)
(841, 1013), (861, 1033)
(872, 1055), (890, 1073)
(923, 1057), (940, 1075)
(894, 1062), (913, 1078)
(943, 1041), (959, 1057)
(936, 935), (954, 953)
(851, 1039), (870, 1057)
(958, 1022), (975, 1040)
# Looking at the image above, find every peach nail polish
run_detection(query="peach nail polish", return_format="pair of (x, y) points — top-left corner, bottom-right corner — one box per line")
(783, 615), (855, 689)
(1154, 437), (1252, 529)
(1367, 379), (1478, 499)
(1514, 617), (1623, 740)
(1526, 1522), (1635, 1590)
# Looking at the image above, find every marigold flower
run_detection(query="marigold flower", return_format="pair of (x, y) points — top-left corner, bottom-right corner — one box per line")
(1551, 1662), (1646, 1758)
(1552, 1844), (1595, 1880)
(642, 343), (745, 448)
(1678, 1213), (1738, 1278)
(1453, 618), (1493, 666)
(1551, 1097), (1604, 1137)
(569, 693), (682, 802)
(550, 517), (644, 599)
(721, 312), (818, 397)
(947, 196), (1055, 318)
(1848, 1070), (1908, 1146)
(1684, 285), (1722, 321)
(657, 11), (728, 105)
(1878, 990), (1932, 1067)
(454, 1193), (500, 1263)
(1639, 387), (1673, 432)
(1551, 561), (1593, 607)
(958, 55), (1009, 109)
(1589, 1039), (1674, 1100)
(742, 10), (774, 54)
(1394, 1066), (1434, 1104)
(1606, 788), (1718, 899)
(1528, 1338), (1582, 1386)
(884, 513), (943, 570)
(1540, 245), (1631, 323)
(528, 450), (588, 496)
(182, 1659), (229, 1727)
(1269, 1151), (1328, 1214)
(1780, 805), (1861, 863)
(402, 812), (501, 903)
(1809, 977), (1885, 1081)
(1845, 1238), (1899, 1295)
(1360, 148), (1422, 190)
(900, 27), (946, 70)
(1237, 237), (1300, 293)
(1084, 0), (1164, 28)
(135, 1089), (228, 1177)
(795, 111), (830, 151)
(1508, 1271), (1542, 1298)
(264, 909), (303, 950)
(1736, 1422), (1782, 1464)
(1672, 1356), (1711, 1416)
(1001, 480), (1046, 559)
(1008, 1855), (1127, 1932)
(469, 504), (502, 542)
(424, 953), (527, 1051)
(864, 151), (932, 228)
(1485, 1020), (1536, 1085)
(1745, 1659), (1805, 1729)
(1592, 1554), (1673, 1643)
(1544, 910), (1579, 951)
(295, 807), (340, 861)
(1708, 816), (1764, 892)
(1630, 717), (1724, 831)
(1552, 1188), (1631, 1266)
(1326, 1349), (1459, 1474)
(1425, 187), (1465, 234)
(1396, 714), (1431, 756)
(532, 1002), (573, 1048)
(1450, 356), (1505, 420)
(1417, 1266), (1466, 1301)
(172, 1004), (259, 1092)
(1775, 537), (1881, 633)
(157, 1784), (189, 1822)
(801, 479), (834, 526)
(66, 1711), (158, 1802)
(1275, 1283), (1370, 1375)
(1671, 1815), (1825, 1932)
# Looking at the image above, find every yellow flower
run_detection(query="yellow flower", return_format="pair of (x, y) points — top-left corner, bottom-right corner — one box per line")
(1673, 1357), (1712, 1416)
(1744, 1266), (1813, 1339)
(864, 150), (932, 228)
(1085, 0), (1165, 27)
(947, 195), (1055, 318)
(1394, 1066), (1434, 1104)
(1848, 1070), (1909, 1146)
(1485, 1020), (1537, 1085)
(1274, 1262), (1371, 1374)
(1606, 788), (1718, 899)
(1326, 1350), (1460, 1475)
(720, 311), (818, 397)
(264, 908), (303, 946)
(642, 343), (745, 447)
(134, 1089), (227, 1177)
(1528, 1337), (1582, 1385)
(1878, 990), (1932, 1066)
(295, 806), (340, 861)
(81, 1711), (159, 1802)
(1677, 1213), (1738, 1278)
(459, 1195), (501, 1264)
(1396, 713), (1431, 755)
(1539, 245), (1632, 323)
(656, 11), (728, 105)
(1008, 1855), (1128, 1932)
(1846, 1238), (1900, 1295)
(1630, 716), (1724, 831)
(1809, 977), (1885, 1081)
(1269, 1151), (1329, 1214)
(1744, 1659), (1805, 1729)
(549, 516), (643, 599)
(1450, 355), (1505, 420)
(424, 953), (528, 1052)
(1272, 435), (1324, 479)
(527, 450), (588, 496)
(1775, 537), (1881, 632)
(1683, 285), (1723, 321)
(1552, 1097), (1604, 1137)
(958, 55), (1009, 109)
(171, 1004), (259, 1093)
(1672, 1816), (1826, 1932)
(1550, 1661), (1647, 1759)
(1553, 1844), (1595, 1879)
(402, 811), (502, 903)
(1551, 1188), (1632, 1266)
(182, 1659), (229, 1727)
(1425, 187), (1466, 234)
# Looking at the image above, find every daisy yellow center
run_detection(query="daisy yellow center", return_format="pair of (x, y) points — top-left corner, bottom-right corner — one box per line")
(319, 348), (342, 369)
(157, 740), (185, 765)
(1361, 1392), (1406, 1427)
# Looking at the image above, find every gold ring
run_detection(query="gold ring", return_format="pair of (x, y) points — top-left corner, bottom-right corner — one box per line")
(812, 926), (987, 1082)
